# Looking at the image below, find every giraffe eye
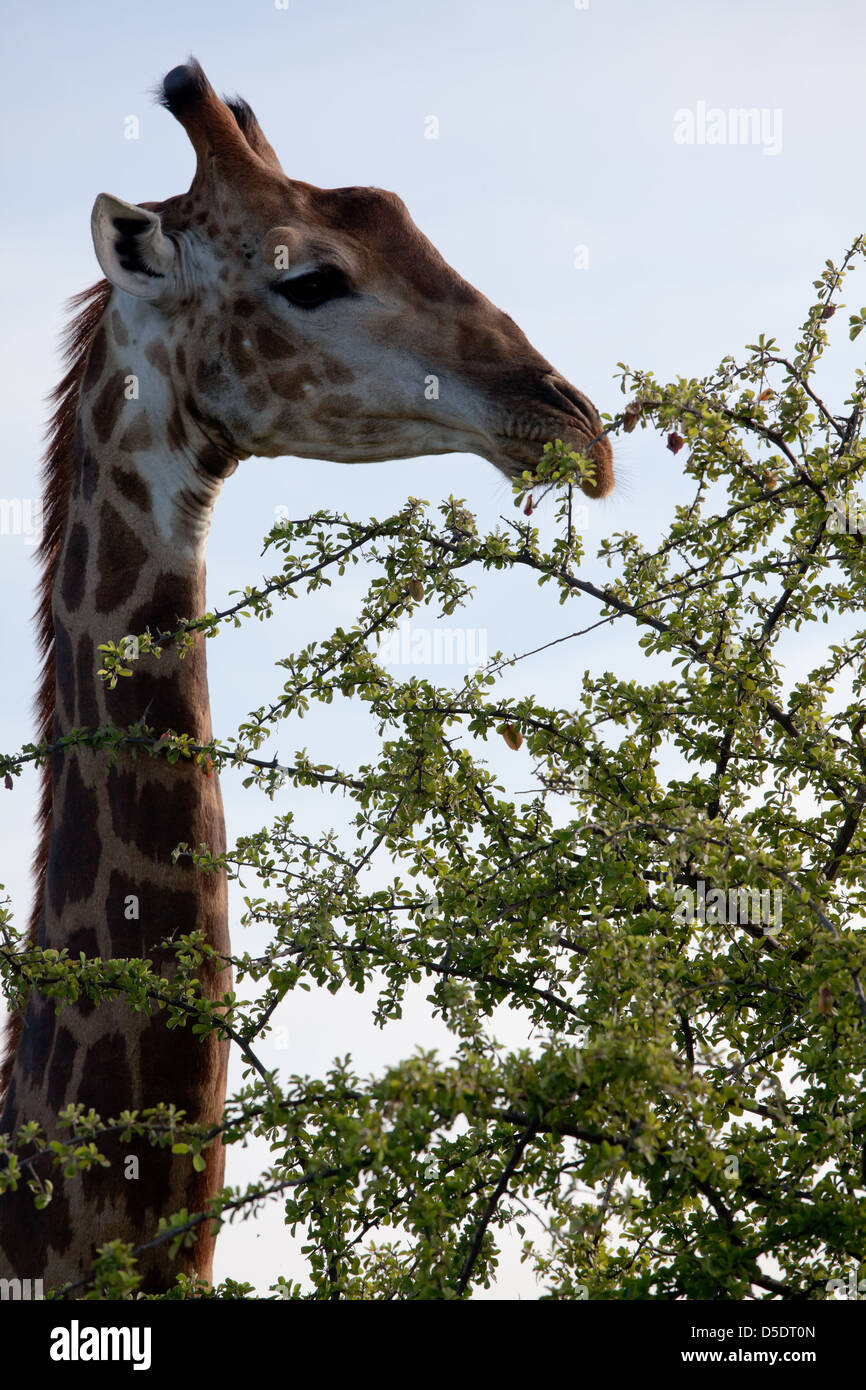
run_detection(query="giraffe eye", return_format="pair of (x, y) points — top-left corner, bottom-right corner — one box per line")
(273, 266), (351, 310)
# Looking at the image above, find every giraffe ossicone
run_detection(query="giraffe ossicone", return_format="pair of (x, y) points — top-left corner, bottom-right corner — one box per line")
(0, 57), (613, 1295)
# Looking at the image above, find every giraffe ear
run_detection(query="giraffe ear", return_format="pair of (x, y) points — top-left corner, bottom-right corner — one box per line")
(91, 194), (177, 301)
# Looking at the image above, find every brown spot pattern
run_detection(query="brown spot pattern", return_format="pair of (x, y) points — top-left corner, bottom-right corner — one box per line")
(111, 464), (151, 512)
(18, 994), (56, 1081)
(91, 369), (131, 445)
(125, 572), (195, 635)
(117, 416), (153, 454)
(75, 634), (101, 730)
(82, 326), (107, 392)
(107, 769), (198, 862)
(110, 309), (129, 347)
(53, 621), (74, 724)
(94, 501), (148, 614)
(255, 325), (295, 360)
(59, 522), (88, 612)
(47, 761), (101, 911)
(76, 1031), (133, 1120)
(45, 1024), (76, 1110)
(145, 340), (171, 375)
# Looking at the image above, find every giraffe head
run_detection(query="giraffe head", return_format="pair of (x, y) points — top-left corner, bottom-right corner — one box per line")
(91, 59), (613, 498)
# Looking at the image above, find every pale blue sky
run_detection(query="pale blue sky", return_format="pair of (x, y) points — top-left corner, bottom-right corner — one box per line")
(1, 0), (864, 1296)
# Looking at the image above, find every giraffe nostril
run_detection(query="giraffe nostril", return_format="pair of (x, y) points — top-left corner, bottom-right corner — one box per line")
(542, 374), (600, 431)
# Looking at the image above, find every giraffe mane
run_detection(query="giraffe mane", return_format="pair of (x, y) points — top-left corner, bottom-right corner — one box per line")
(0, 278), (112, 1100)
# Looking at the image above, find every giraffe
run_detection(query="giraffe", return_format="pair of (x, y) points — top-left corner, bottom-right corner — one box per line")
(0, 58), (614, 1295)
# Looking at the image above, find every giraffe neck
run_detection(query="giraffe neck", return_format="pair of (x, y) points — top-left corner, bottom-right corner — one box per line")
(0, 290), (232, 1293)
(58, 293), (224, 746)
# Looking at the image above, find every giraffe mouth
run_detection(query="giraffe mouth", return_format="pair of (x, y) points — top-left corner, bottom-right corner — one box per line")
(491, 427), (614, 499)
(488, 370), (614, 496)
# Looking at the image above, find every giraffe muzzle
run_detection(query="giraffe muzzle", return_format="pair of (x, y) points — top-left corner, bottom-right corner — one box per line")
(488, 370), (614, 499)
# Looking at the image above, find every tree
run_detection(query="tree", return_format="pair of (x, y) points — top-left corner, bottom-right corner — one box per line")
(2, 238), (865, 1299)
